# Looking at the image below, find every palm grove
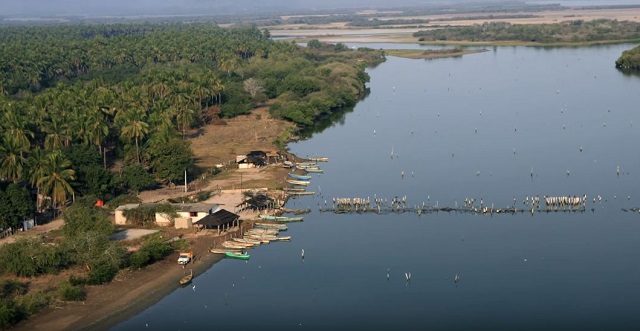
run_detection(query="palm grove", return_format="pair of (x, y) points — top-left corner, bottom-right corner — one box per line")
(0, 22), (383, 327)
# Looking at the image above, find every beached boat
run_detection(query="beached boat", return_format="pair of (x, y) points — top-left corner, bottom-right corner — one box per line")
(255, 223), (288, 230)
(284, 187), (306, 192)
(296, 162), (317, 167)
(298, 165), (320, 170)
(276, 236), (292, 241)
(288, 173), (312, 180)
(222, 241), (252, 249)
(306, 157), (329, 162)
(276, 216), (304, 222)
(258, 214), (283, 221)
(233, 237), (262, 245)
(287, 191), (315, 196)
(245, 229), (279, 236)
(179, 270), (193, 285)
(210, 248), (243, 254)
(304, 168), (323, 173)
(224, 251), (251, 260)
(286, 179), (311, 186)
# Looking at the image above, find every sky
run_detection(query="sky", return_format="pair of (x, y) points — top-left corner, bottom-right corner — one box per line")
(0, 0), (529, 17)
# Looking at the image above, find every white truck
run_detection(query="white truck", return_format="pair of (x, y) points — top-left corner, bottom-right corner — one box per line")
(177, 252), (193, 265)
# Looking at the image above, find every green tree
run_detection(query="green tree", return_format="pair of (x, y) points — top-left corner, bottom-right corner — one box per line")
(117, 108), (149, 163)
(148, 138), (195, 184)
(38, 151), (76, 209)
(0, 137), (28, 182)
(116, 162), (156, 194)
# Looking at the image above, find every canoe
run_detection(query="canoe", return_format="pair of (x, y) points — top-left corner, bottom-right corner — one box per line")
(286, 179), (310, 186)
(225, 251), (251, 260)
(258, 214), (282, 220)
(179, 270), (193, 285)
(288, 173), (312, 180)
(304, 168), (324, 173)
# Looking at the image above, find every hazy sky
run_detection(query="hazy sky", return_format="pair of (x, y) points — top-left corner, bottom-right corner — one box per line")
(0, 0), (511, 17)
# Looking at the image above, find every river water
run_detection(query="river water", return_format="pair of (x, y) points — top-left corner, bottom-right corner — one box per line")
(113, 43), (640, 331)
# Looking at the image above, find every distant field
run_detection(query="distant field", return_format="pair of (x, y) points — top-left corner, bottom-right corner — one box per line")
(268, 7), (640, 43)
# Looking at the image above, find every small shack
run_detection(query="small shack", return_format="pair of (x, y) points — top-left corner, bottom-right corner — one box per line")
(193, 209), (240, 234)
(157, 203), (220, 227)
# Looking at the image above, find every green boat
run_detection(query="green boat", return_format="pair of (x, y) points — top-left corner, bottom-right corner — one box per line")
(224, 251), (250, 260)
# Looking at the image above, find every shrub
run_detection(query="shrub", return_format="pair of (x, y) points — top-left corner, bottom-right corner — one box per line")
(129, 235), (174, 269)
(86, 264), (118, 285)
(0, 299), (24, 329)
(57, 282), (86, 302)
(16, 291), (53, 315)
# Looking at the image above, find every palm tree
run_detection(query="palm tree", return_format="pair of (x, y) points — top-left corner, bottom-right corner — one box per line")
(38, 150), (75, 209)
(0, 136), (28, 182)
(118, 108), (149, 163)
(28, 147), (49, 211)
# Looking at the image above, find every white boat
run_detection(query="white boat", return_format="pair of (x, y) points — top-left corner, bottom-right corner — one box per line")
(276, 236), (292, 241)
(304, 168), (323, 173)
(286, 179), (310, 186)
(306, 157), (328, 162)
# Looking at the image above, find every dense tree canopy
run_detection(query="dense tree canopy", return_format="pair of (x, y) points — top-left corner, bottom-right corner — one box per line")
(0, 23), (384, 210)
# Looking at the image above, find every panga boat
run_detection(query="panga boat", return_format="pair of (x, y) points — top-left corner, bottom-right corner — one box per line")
(304, 168), (323, 173)
(225, 251), (250, 260)
(306, 157), (328, 162)
(276, 216), (304, 222)
(286, 179), (311, 186)
(179, 269), (193, 285)
(288, 173), (312, 180)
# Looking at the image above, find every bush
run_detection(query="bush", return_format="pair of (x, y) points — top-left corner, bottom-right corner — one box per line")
(16, 291), (53, 315)
(57, 282), (86, 302)
(86, 264), (118, 285)
(0, 299), (24, 329)
(68, 275), (87, 286)
(129, 235), (174, 269)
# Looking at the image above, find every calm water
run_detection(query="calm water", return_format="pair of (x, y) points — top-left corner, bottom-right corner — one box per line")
(113, 44), (640, 331)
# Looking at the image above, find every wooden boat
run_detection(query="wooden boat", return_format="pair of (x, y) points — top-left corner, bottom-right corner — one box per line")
(258, 214), (285, 221)
(225, 251), (251, 260)
(255, 223), (288, 230)
(210, 248), (243, 254)
(287, 191), (315, 196)
(284, 187), (306, 192)
(244, 229), (278, 236)
(276, 216), (304, 222)
(222, 241), (252, 249)
(296, 162), (317, 167)
(304, 168), (323, 173)
(288, 173), (312, 180)
(286, 179), (310, 186)
(179, 269), (193, 285)
(306, 157), (328, 162)
(233, 237), (262, 245)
